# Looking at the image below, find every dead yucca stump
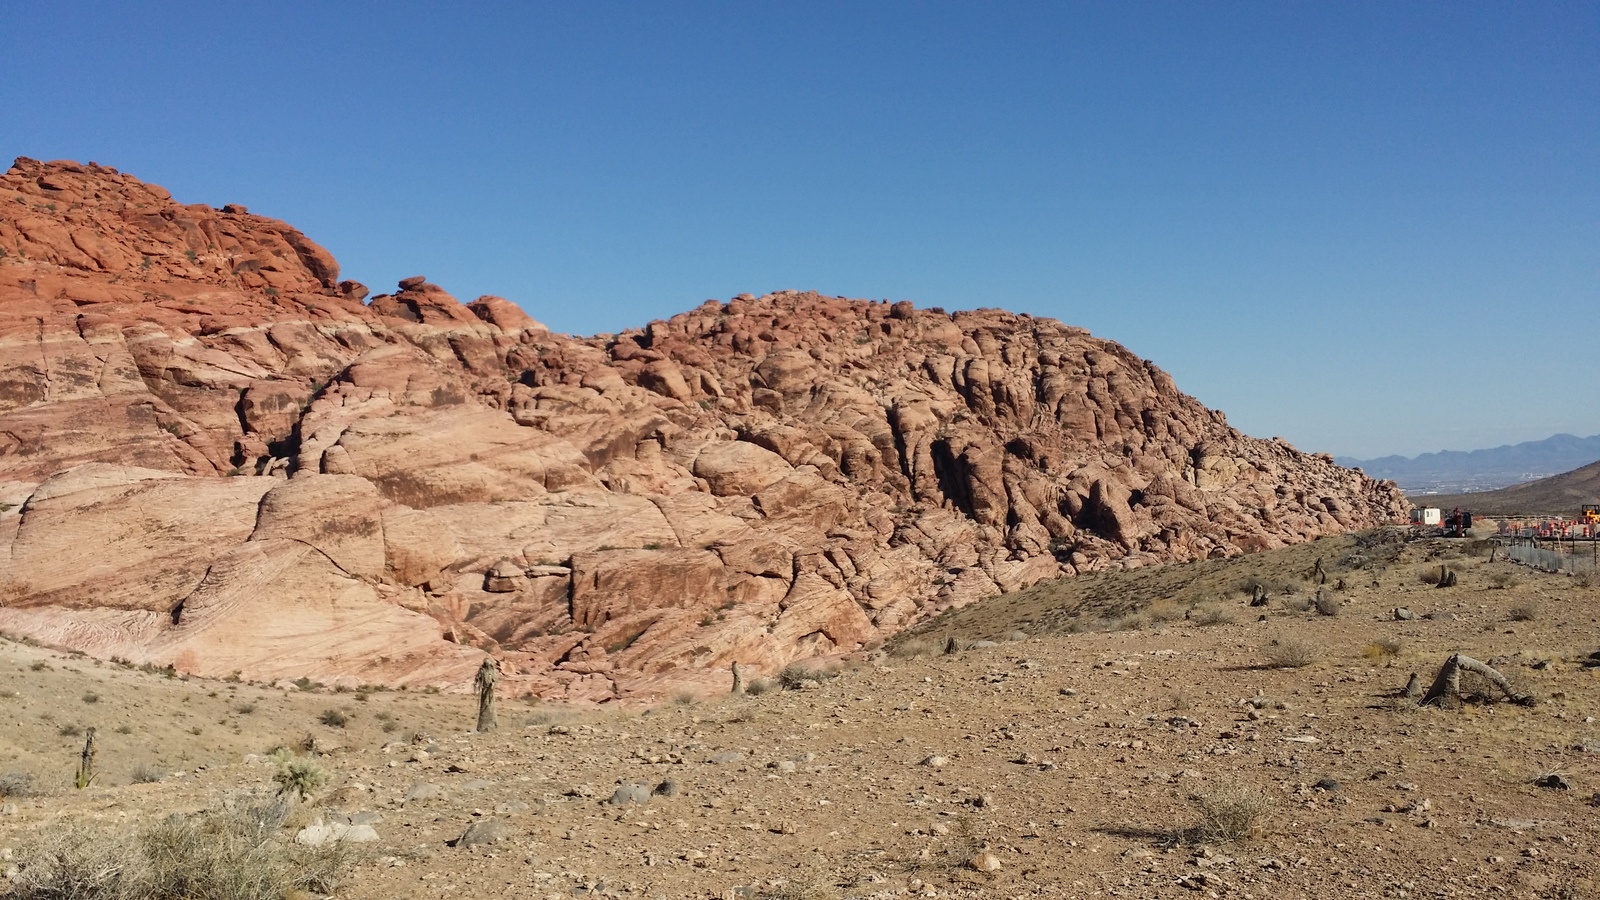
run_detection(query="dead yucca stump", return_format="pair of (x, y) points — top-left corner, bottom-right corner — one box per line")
(1419, 653), (1533, 708)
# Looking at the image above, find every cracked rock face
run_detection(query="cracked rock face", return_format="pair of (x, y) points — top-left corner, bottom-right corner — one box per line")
(0, 158), (1409, 700)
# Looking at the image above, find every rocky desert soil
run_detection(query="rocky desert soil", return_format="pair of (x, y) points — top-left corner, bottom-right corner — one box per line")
(3, 531), (1597, 899)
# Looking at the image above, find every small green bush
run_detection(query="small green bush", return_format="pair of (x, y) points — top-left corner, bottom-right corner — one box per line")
(272, 755), (327, 801)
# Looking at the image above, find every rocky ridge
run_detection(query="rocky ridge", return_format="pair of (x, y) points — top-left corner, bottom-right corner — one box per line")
(0, 157), (1409, 700)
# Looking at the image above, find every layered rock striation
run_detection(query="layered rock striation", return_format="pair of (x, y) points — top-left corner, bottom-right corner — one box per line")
(0, 158), (1409, 698)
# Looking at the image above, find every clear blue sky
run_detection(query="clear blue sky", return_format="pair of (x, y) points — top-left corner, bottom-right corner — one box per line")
(4, 2), (1596, 458)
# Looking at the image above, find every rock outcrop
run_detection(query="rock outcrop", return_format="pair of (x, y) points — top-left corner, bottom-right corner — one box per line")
(0, 158), (1409, 698)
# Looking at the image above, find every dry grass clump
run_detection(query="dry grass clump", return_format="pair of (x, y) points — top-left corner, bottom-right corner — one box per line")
(1265, 638), (1316, 669)
(316, 709), (348, 728)
(1279, 594), (1313, 614)
(8, 800), (354, 900)
(778, 663), (841, 691)
(1488, 571), (1520, 590)
(1146, 599), (1184, 624)
(888, 636), (939, 659)
(1312, 591), (1341, 617)
(1112, 612), (1149, 632)
(0, 771), (37, 798)
(1361, 639), (1402, 662)
(1508, 603), (1538, 622)
(129, 763), (165, 785)
(671, 690), (698, 706)
(1187, 781), (1274, 843)
(1189, 604), (1235, 627)
(756, 876), (843, 900)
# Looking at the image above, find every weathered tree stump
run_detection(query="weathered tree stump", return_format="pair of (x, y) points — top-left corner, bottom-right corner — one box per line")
(1420, 653), (1532, 707)
(475, 658), (498, 733)
(730, 662), (744, 695)
(943, 636), (961, 656)
(1248, 585), (1269, 607)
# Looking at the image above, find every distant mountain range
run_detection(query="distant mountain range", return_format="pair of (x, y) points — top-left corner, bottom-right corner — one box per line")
(1417, 459), (1600, 517)
(1337, 433), (1600, 494)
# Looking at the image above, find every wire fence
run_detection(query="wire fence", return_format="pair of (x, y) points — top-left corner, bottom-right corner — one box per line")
(1504, 539), (1600, 578)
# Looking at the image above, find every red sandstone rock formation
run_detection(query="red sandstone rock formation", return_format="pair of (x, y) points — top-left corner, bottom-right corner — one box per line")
(0, 157), (1409, 699)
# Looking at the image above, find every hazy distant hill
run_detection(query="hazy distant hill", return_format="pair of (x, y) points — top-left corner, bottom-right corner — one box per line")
(1338, 433), (1600, 494)
(1415, 459), (1600, 517)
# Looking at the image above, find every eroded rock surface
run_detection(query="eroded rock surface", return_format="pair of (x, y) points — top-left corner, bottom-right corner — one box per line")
(0, 158), (1409, 698)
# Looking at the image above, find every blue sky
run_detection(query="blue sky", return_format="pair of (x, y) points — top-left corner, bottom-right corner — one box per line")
(4, 2), (1596, 458)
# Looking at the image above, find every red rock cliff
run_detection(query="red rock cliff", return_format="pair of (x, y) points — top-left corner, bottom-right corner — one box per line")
(0, 158), (1408, 699)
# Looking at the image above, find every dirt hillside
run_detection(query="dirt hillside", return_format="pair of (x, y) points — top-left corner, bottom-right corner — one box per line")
(2, 530), (1596, 899)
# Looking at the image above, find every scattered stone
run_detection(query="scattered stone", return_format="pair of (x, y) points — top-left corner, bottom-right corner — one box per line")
(1313, 778), (1340, 792)
(605, 783), (653, 806)
(494, 799), (532, 816)
(708, 751), (745, 765)
(1535, 773), (1571, 790)
(969, 850), (1002, 872)
(653, 780), (679, 797)
(296, 821), (379, 846)
(920, 755), (949, 769)
(1392, 608), (1415, 621)
(456, 818), (511, 846)
(403, 782), (443, 802)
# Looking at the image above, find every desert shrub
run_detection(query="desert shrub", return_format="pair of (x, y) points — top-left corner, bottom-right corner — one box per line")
(1265, 639), (1316, 669)
(1508, 604), (1538, 622)
(1146, 600), (1183, 624)
(272, 755), (327, 801)
(1187, 781), (1274, 843)
(234, 701), (256, 715)
(744, 678), (773, 696)
(671, 690), (697, 706)
(1190, 604), (1235, 627)
(12, 799), (352, 900)
(7, 824), (136, 900)
(81, 692), (100, 704)
(1312, 591), (1341, 617)
(1279, 594), (1313, 614)
(115, 724), (134, 735)
(1237, 574), (1304, 597)
(59, 723), (83, 737)
(1362, 639), (1402, 661)
(1489, 571), (1519, 590)
(1113, 613), (1149, 632)
(0, 771), (36, 798)
(777, 665), (809, 691)
(130, 763), (165, 784)
(888, 637), (938, 659)
(317, 709), (348, 728)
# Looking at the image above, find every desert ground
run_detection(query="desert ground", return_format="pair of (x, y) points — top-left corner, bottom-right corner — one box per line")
(2, 529), (1597, 899)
